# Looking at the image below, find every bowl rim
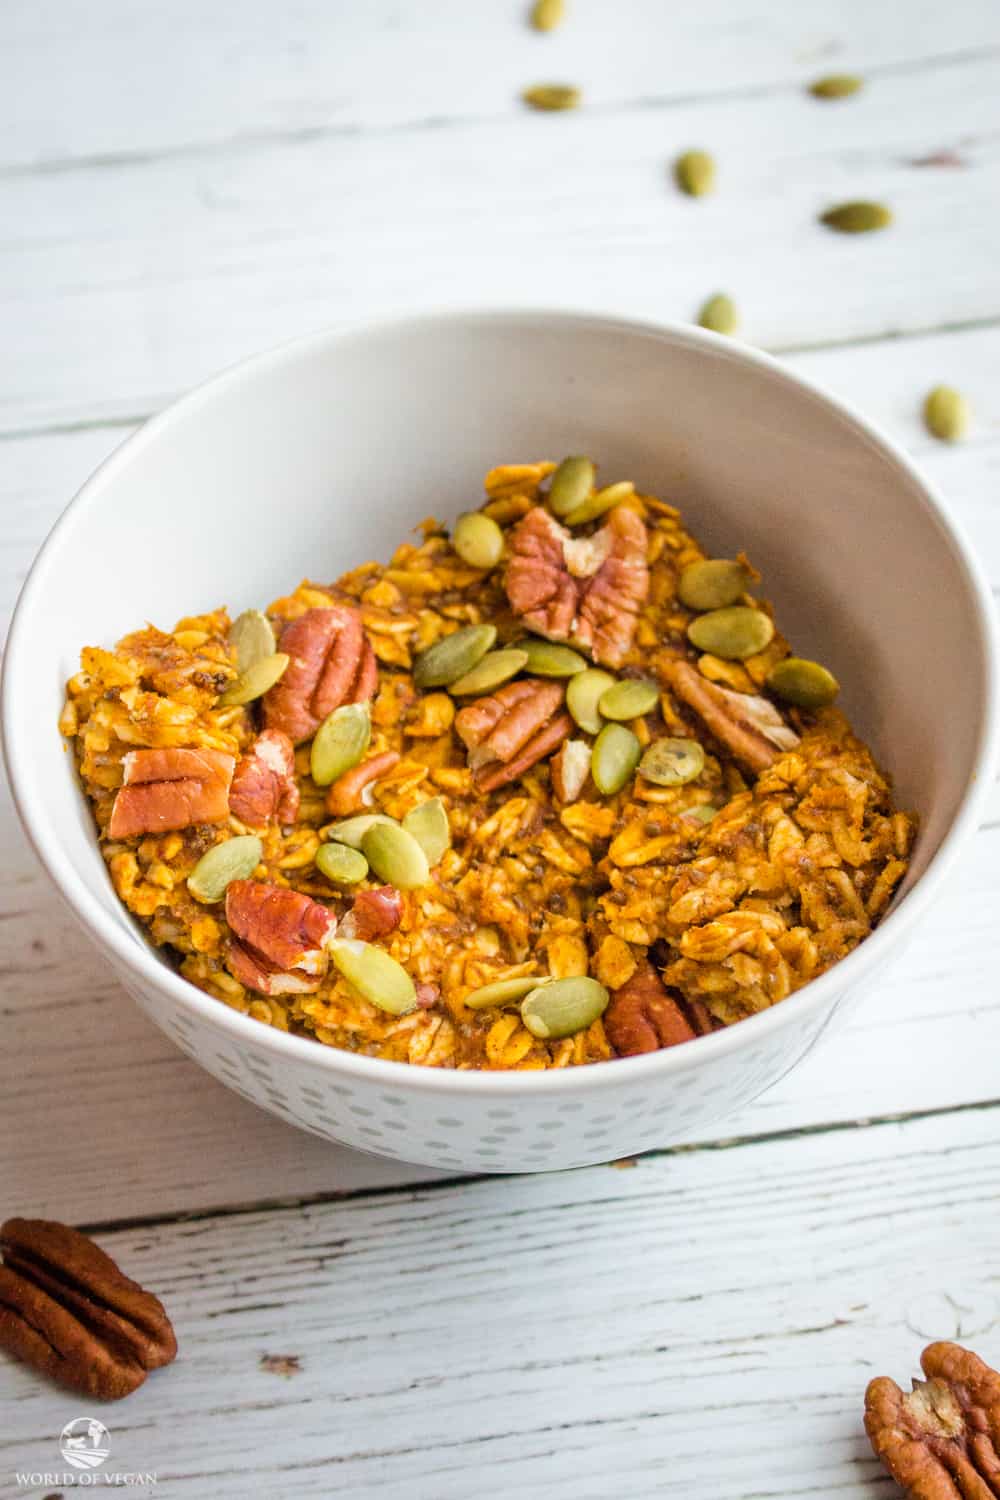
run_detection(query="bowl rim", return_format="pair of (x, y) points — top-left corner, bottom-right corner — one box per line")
(4, 305), (998, 1098)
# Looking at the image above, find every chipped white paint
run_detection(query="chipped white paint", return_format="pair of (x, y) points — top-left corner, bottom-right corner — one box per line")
(1, 0), (999, 1493)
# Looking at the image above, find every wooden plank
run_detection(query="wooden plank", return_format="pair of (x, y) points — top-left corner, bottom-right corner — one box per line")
(2, 1106), (998, 1496)
(3, 51), (999, 431)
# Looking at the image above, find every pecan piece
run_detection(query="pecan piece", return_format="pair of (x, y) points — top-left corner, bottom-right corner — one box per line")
(0, 1218), (176, 1401)
(263, 606), (376, 745)
(454, 679), (570, 790)
(666, 659), (799, 775)
(340, 884), (404, 941)
(604, 959), (697, 1055)
(108, 747), (235, 838)
(229, 728), (300, 827)
(504, 504), (649, 667)
(225, 879), (337, 995)
(325, 749), (401, 817)
(865, 1342), (1000, 1499)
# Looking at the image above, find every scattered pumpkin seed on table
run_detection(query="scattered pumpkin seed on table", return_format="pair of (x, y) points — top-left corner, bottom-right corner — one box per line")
(675, 149), (716, 197)
(329, 939), (416, 1015)
(229, 609), (276, 672)
(591, 722), (641, 795)
(310, 702), (371, 786)
(678, 557), (750, 611)
(598, 678), (660, 721)
(521, 976), (610, 1039)
(766, 657), (840, 708)
(402, 798), (451, 867)
(548, 455), (595, 518)
(362, 821), (430, 890)
(564, 480), (635, 527)
(639, 737), (705, 786)
(522, 83), (581, 111)
(530, 0), (565, 31)
(697, 293), (739, 336)
(687, 605), (775, 660)
(413, 624), (497, 688)
(187, 835), (262, 903)
(218, 652), (289, 706)
(567, 668), (616, 735)
(464, 975), (548, 1009)
(518, 639), (588, 677)
(452, 511), (504, 570)
(448, 649), (528, 696)
(324, 812), (397, 849)
(820, 200), (892, 234)
(809, 74), (864, 99)
(923, 386), (970, 443)
(315, 842), (369, 885)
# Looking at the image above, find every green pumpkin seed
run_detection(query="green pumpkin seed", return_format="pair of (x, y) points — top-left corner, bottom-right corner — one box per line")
(639, 737), (705, 786)
(402, 798), (451, 867)
(315, 842), (369, 885)
(591, 722), (641, 795)
(324, 812), (397, 849)
(675, 148), (716, 197)
(521, 976), (609, 1039)
(530, 0), (565, 31)
(413, 624), (497, 688)
(522, 83), (581, 111)
(362, 821), (430, 890)
(820, 200), (892, 233)
(697, 293), (739, 336)
(766, 656), (840, 708)
(684, 803), (718, 825)
(687, 606), (775, 660)
(566, 668), (616, 735)
(464, 975), (547, 1009)
(452, 511), (505, 570)
(229, 609), (276, 673)
(329, 938), (416, 1015)
(448, 649), (528, 696)
(187, 835), (262, 903)
(923, 386), (970, 443)
(310, 703), (371, 786)
(598, 678), (660, 721)
(548, 455), (596, 518)
(678, 557), (750, 611)
(218, 652), (290, 706)
(517, 639), (589, 677)
(564, 480), (635, 527)
(809, 73), (864, 99)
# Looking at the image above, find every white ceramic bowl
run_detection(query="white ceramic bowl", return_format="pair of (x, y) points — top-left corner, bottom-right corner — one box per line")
(4, 311), (997, 1173)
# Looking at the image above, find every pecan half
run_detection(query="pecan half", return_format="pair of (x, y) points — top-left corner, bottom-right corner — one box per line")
(263, 606), (377, 745)
(604, 960), (697, 1055)
(504, 505), (649, 667)
(551, 738), (592, 803)
(454, 678), (570, 790)
(340, 884), (404, 941)
(666, 659), (799, 775)
(865, 1342), (1000, 1499)
(229, 728), (300, 827)
(325, 750), (401, 817)
(108, 747), (235, 838)
(0, 1218), (176, 1401)
(225, 880), (337, 995)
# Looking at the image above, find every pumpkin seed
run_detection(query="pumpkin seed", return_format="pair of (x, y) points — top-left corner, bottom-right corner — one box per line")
(402, 798), (451, 866)
(923, 385), (970, 443)
(809, 73), (864, 99)
(678, 557), (750, 611)
(675, 148), (716, 197)
(548, 455), (596, 518)
(591, 722), (641, 795)
(640, 737), (705, 786)
(687, 606), (774, 660)
(315, 842), (369, 885)
(530, 0), (565, 31)
(413, 624), (497, 688)
(684, 803), (718, 825)
(522, 83), (581, 111)
(598, 678), (660, 721)
(218, 652), (290, 706)
(187, 835), (262, 903)
(521, 976), (609, 1039)
(766, 656), (840, 708)
(229, 609), (276, 673)
(464, 975), (547, 1009)
(448, 649), (528, 696)
(567, 668), (616, 734)
(310, 702), (371, 786)
(697, 293), (739, 336)
(564, 480), (635, 527)
(517, 639), (588, 677)
(324, 812), (397, 849)
(329, 938), (416, 1015)
(452, 511), (505, 570)
(820, 200), (892, 233)
(362, 821), (430, 890)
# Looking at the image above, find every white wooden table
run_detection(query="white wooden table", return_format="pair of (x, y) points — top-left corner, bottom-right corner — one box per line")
(2, 4), (999, 1495)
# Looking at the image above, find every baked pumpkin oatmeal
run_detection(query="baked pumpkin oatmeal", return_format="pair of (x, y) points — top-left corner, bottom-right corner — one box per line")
(62, 458), (916, 1069)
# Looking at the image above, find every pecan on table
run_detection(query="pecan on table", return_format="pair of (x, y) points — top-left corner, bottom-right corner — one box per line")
(666, 659), (799, 775)
(229, 728), (300, 827)
(263, 605), (378, 745)
(108, 747), (235, 838)
(504, 504), (649, 668)
(0, 1218), (176, 1401)
(865, 1341), (1000, 1499)
(225, 879), (337, 995)
(604, 959), (697, 1055)
(454, 678), (572, 792)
